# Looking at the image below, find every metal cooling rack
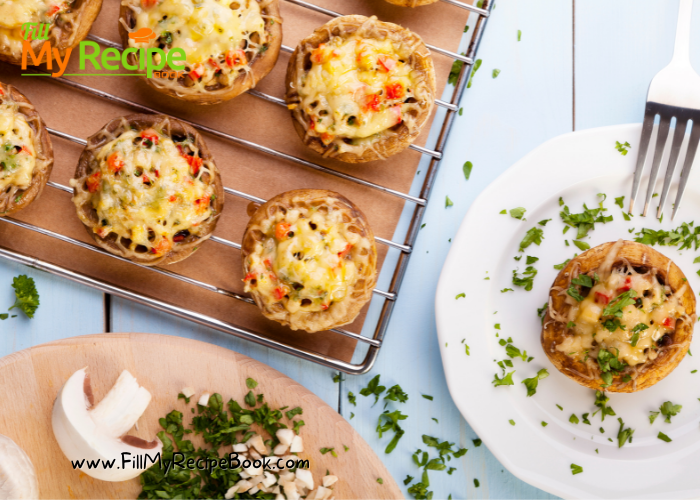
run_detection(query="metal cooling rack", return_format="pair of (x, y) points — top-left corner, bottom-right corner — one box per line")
(0, 0), (492, 374)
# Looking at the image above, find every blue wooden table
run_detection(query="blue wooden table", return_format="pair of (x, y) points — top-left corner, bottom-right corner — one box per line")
(3, 1), (700, 498)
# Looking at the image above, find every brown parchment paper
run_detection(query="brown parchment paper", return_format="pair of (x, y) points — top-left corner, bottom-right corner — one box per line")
(0, 0), (470, 362)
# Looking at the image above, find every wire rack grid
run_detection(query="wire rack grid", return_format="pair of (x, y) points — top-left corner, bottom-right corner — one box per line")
(0, 0), (492, 374)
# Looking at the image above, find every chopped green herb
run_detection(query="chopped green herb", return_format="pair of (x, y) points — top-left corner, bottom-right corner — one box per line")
(573, 240), (590, 251)
(616, 417), (634, 448)
(657, 431), (672, 442)
(512, 266), (537, 291)
(541, 421), (548, 427)
(519, 227), (544, 251)
(463, 161), (473, 180)
(570, 464), (583, 475)
(360, 375), (386, 406)
(245, 377), (258, 389)
(422, 394), (433, 401)
(9, 275), (39, 318)
(560, 196), (613, 239)
(492, 69), (501, 78)
(348, 392), (357, 406)
(445, 196), (453, 208)
(509, 419), (515, 426)
(569, 414), (579, 424)
(615, 141), (631, 156)
(517, 29), (522, 41)
(521, 368), (549, 397)
(456, 293), (466, 299)
(509, 207), (526, 220)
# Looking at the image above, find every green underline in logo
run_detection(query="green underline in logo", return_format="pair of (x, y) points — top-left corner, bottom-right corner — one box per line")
(21, 73), (142, 76)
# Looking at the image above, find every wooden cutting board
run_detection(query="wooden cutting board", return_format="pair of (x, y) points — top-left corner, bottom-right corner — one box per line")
(0, 333), (402, 499)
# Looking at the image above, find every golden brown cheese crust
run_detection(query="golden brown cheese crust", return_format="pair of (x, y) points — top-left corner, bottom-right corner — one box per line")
(241, 189), (377, 333)
(542, 240), (696, 392)
(0, 82), (53, 217)
(118, 0), (282, 105)
(284, 15), (436, 163)
(384, 0), (439, 6)
(0, 0), (102, 66)
(71, 113), (224, 266)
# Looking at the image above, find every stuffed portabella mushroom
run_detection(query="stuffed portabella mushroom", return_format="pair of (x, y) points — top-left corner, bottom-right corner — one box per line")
(0, 83), (53, 216)
(241, 189), (377, 332)
(285, 15), (436, 163)
(0, 0), (102, 65)
(70, 114), (224, 266)
(542, 240), (696, 392)
(119, 0), (282, 105)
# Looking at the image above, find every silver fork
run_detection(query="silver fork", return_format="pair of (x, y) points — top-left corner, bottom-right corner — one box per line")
(628, 0), (700, 220)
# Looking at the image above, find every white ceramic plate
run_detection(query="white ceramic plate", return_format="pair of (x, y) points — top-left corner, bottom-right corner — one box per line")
(436, 124), (700, 500)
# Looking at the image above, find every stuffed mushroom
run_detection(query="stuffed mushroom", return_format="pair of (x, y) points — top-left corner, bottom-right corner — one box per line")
(542, 240), (696, 392)
(241, 189), (377, 332)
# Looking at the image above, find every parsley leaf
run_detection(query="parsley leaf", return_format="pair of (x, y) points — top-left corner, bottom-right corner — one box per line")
(492, 371), (515, 386)
(521, 368), (549, 397)
(657, 431), (672, 442)
(615, 141), (631, 156)
(630, 323), (648, 346)
(617, 417), (634, 448)
(560, 196), (613, 239)
(509, 207), (526, 220)
(360, 375), (386, 406)
(602, 290), (637, 318)
(519, 227), (544, 251)
(593, 390), (616, 421)
(9, 275), (39, 318)
(445, 196), (454, 208)
(463, 161), (473, 180)
(659, 401), (682, 423)
(570, 464), (583, 475)
(512, 266), (537, 291)
(384, 385), (409, 404)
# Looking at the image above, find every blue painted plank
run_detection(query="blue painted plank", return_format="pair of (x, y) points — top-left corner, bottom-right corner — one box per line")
(342, 1), (572, 498)
(575, 0), (700, 130)
(0, 260), (104, 354)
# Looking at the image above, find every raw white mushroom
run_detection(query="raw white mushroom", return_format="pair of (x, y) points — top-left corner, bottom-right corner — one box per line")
(51, 368), (163, 482)
(0, 434), (38, 499)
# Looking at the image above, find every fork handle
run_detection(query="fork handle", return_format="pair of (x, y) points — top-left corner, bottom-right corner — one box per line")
(672, 0), (693, 64)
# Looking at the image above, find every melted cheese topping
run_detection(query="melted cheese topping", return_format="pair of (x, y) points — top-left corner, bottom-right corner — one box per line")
(0, 0), (70, 58)
(88, 129), (214, 255)
(244, 207), (362, 313)
(557, 268), (686, 366)
(297, 34), (416, 143)
(129, 0), (267, 89)
(0, 101), (36, 192)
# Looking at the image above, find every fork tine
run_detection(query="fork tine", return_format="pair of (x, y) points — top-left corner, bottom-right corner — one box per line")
(629, 107), (656, 213)
(641, 114), (672, 216)
(671, 121), (700, 220)
(657, 118), (688, 219)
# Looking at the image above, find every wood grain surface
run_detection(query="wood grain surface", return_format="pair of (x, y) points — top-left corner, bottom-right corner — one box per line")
(0, 333), (402, 499)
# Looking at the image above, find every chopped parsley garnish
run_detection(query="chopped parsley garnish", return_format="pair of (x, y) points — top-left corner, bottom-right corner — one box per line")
(463, 161), (473, 180)
(501, 288), (514, 293)
(9, 275), (40, 318)
(602, 290), (638, 319)
(377, 410), (407, 454)
(615, 196), (625, 208)
(360, 375), (386, 406)
(560, 195), (613, 239)
(348, 392), (357, 406)
(630, 323), (648, 346)
(537, 302), (548, 323)
(602, 318), (625, 332)
(384, 385), (409, 404)
(474, 478), (480, 487)
(615, 141), (631, 156)
(512, 266), (537, 291)
(492, 69), (501, 78)
(320, 447), (337, 457)
(332, 373), (343, 383)
(633, 221), (700, 250)
(445, 196), (454, 208)
(521, 368), (549, 397)
(492, 371), (515, 386)
(509, 419), (515, 426)
(553, 258), (571, 270)
(541, 421), (548, 427)
(467, 58), (482, 88)
(509, 207), (526, 220)
(448, 53), (467, 85)
(657, 431), (672, 442)
(616, 417), (634, 448)
(472, 438), (482, 447)
(422, 394), (433, 401)
(455, 293), (466, 299)
(526, 256), (539, 265)
(570, 464), (583, 475)
(652, 401), (682, 423)
(569, 414), (579, 424)
(245, 377), (258, 389)
(593, 390), (616, 421)
(596, 349), (628, 387)
(573, 240), (590, 251)
(556, 404), (563, 411)
(517, 29), (522, 41)
(519, 227), (544, 251)
(377, 478), (383, 484)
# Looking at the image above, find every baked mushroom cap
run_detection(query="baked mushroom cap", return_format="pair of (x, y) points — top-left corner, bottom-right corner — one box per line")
(542, 240), (696, 392)
(0, 82), (53, 217)
(70, 114), (224, 266)
(285, 15), (436, 163)
(0, 0), (102, 65)
(384, 0), (440, 6)
(241, 189), (378, 332)
(118, 0), (283, 105)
